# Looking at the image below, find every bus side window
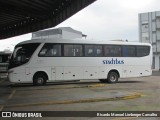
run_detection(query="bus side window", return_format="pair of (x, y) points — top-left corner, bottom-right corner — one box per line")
(122, 46), (128, 57)
(104, 46), (110, 57)
(39, 44), (61, 57)
(136, 46), (150, 57)
(94, 45), (102, 57)
(64, 45), (74, 56)
(104, 45), (121, 57)
(64, 44), (83, 57)
(122, 46), (136, 57)
(74, 45), (83, 57)
(39, 49), (47, 56)
(85, 45), (102, 57)
(85, 45), (94, 57)
(51, 45), (61, 56)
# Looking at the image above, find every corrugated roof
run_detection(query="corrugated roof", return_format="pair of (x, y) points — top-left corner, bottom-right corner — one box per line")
(0, 0), (96, 40)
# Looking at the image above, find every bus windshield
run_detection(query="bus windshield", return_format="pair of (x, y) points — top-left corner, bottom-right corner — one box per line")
(8, 43), (40, 69)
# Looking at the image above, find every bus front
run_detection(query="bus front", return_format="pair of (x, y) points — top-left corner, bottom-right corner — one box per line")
(8, 43), (40, 83)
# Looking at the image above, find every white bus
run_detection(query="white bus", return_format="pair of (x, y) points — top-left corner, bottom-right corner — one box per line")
(8, 38), (152, 86)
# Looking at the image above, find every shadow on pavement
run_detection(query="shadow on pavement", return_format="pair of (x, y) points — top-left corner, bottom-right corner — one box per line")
(9, 80), (100, 88)
(118, 80), (145, 83)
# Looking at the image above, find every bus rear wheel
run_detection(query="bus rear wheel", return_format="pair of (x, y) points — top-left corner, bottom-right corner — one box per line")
(33, 74), (47, 86)
(107, 71), (118, 83)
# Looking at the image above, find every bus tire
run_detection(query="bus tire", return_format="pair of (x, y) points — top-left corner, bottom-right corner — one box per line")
(33, 73), (47, 86)
(107, 71), (118, 83)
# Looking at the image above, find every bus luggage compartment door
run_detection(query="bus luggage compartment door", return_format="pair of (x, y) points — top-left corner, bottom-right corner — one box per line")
(51, 67), (56, 80)
(54, 67), (64, 80)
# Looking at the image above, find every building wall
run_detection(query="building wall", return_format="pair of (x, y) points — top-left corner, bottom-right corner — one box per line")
(155, 54), (160, 70)
(32, 27), (83, 40)
(62, 30), (82, 39)
(139, 11), (160, 70)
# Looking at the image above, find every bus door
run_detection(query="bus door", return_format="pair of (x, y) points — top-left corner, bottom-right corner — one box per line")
(51, 67), (56, 80)
(98, 67), (105, 78)
(10, 47), (27, 82)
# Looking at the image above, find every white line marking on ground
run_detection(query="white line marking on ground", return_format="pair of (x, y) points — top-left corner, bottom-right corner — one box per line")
(0, 106), (4, 111)
(8, 90), (16, 100)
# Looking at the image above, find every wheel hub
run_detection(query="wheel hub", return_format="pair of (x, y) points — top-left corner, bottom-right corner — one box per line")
(110, 75), (116, 81)
(37, 78), (43, 84)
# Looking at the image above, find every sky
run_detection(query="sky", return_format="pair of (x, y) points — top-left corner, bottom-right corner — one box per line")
(0, 0), (159, 51)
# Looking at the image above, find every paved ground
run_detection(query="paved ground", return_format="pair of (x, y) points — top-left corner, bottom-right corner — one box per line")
(152, 70), (160, 76)
(0, 71), (160, 120)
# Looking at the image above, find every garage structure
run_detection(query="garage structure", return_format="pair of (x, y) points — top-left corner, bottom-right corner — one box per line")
(0, 0), (96, 40)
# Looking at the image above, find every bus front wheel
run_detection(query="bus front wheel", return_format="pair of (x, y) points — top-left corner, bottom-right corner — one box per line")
(33, 74), (47, 86)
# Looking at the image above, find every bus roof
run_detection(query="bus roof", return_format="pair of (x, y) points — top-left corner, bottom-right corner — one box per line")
(17, 38), (151, 46)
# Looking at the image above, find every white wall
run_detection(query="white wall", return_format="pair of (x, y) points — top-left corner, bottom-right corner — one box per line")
(157, 42), (160, 52)
(48, 34), (62, 39)
(140, 13), (148, 21)
(154, 54), (160, 70)
(62, 30), (82, 39)
(32, 27), (84, 40)
(139, 11), (160, 70)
